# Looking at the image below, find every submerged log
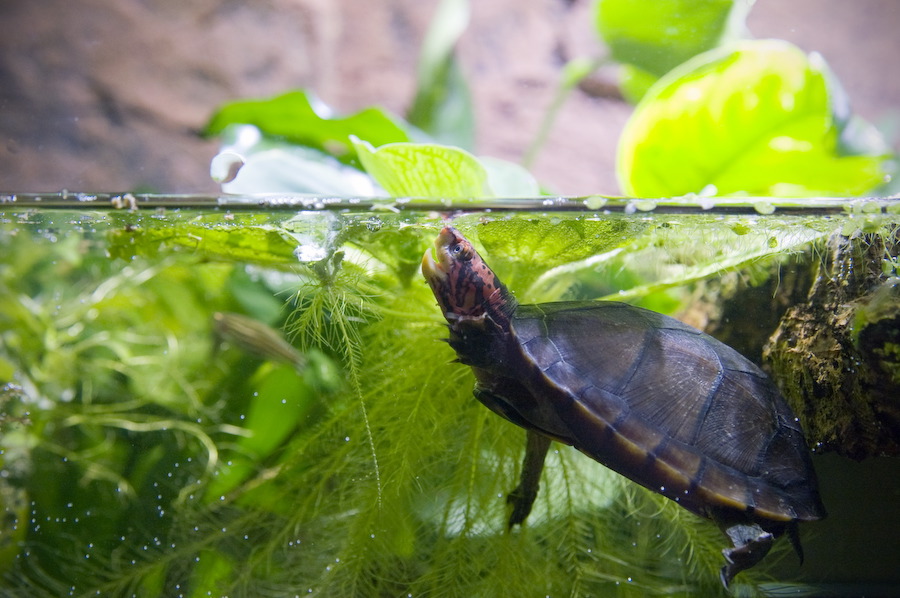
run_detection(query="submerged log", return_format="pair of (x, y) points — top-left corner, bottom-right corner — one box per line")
(763, 229), (900, 460)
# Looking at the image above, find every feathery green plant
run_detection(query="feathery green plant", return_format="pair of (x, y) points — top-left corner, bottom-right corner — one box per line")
(11, 204), (900, 594)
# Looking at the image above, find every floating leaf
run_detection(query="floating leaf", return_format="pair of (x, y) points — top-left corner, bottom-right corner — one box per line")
(587, 215), (835, 305)
(472, 217), (651, 298)
(618, 40), (891, 197)
(353, 138), (490, 197)
(109, 219), (300, 267)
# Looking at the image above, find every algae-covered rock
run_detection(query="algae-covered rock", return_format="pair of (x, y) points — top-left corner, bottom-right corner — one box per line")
(764, 230), (900, 459)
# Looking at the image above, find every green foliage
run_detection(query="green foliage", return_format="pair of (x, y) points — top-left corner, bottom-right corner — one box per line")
(2, 207), (864, 595)
(203, 2), (893, 200)
(407, 0), (475, 149)
(203, 90), (411, 162)
(7, 3), (894, 595)
(618, 40), (892, 198)
(593, 0), (748, 101)
(472, 216), (652, 299)
(108, 213), (301, 266)
(353, 138), (490, 197)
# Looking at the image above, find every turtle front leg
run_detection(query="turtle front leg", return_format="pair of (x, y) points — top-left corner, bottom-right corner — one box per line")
(507, 430), (551, 527)
(719, 523), (775, 587)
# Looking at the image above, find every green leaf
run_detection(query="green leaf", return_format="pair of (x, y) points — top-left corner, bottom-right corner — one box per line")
(479, 157), (540, 197)
(188, 550), (234, 598)
(472, 217), (651, 299)
(594, 0), (745, 78)
(205, 363), (316, 501)
(618, 64), (659, 104)
(407, 0), (475, 149)
(352, 138), (490, 197)
(204, 90), (411, 161)
(109, 219), (300, 267)
(590, 215), (835, 304)
(618, 40), (891, 197)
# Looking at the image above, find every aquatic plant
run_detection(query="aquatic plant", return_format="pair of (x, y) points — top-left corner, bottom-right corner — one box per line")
(6, 205), (896, 596)
(2, 0), (897, 596)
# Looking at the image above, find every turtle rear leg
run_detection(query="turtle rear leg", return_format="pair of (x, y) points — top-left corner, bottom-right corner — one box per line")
(786, 520), (804, 564)
(720, 523), (775, 587)
(507, 431), (551, 527)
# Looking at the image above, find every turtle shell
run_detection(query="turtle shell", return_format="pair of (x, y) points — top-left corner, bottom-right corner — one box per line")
(482, 300), (825, 525)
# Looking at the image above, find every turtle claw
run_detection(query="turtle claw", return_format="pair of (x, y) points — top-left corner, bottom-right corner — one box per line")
(786, 521), (804, 564)
(719, 523), (775, 588)
(506, 483), (538, 528)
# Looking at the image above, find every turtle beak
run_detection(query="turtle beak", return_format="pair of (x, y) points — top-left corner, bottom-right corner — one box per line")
(421, 227), (455, 283)
(421, 246), (444, 282)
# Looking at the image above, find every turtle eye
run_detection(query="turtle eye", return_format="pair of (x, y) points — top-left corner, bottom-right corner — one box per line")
(449, 243), (473, 261)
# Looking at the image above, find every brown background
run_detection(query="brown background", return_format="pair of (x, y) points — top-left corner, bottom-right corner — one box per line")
(1, 0), (898, 195)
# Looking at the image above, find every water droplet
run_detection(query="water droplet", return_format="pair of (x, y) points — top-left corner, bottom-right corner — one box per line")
(584, 196), (607, 210)
(634, 199), (657, 212)
(753, 201), (776, 215)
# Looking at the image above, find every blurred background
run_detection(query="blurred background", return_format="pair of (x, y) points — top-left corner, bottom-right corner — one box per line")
(1, 0), (898, 195)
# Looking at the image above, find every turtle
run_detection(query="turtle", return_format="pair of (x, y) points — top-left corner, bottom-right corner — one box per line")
(421, 226), (826, 587)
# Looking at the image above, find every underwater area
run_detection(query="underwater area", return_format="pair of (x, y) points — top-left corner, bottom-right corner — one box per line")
(1, 194), (899, 597)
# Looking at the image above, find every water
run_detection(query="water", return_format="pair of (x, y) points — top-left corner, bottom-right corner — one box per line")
(1, 195), (898, 597)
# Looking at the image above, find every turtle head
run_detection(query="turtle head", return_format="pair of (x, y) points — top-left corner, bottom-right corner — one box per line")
(422, 227), (516, 328)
